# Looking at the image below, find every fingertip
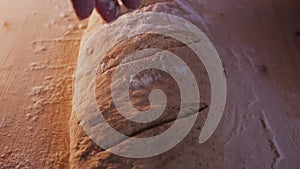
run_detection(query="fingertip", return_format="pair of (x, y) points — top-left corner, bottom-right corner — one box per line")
(71, 0), (95, 20)
(95, 0), (120, 23)
(121, 0), (141, 9)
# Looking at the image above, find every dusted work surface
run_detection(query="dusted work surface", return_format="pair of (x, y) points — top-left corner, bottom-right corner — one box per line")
(0, 0), (85, 168)
(1, 0), (300, 169)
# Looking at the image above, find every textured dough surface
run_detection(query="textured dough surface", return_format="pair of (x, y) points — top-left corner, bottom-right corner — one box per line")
(70, 2), (222, 168)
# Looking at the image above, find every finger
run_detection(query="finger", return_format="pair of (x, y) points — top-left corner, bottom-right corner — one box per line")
(95, 0), (120, 22)
(121, 0), (141, 9)
(71, 0), (95, 20)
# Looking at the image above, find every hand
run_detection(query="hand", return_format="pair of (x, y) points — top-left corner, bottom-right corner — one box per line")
(71, 0), (141, 22)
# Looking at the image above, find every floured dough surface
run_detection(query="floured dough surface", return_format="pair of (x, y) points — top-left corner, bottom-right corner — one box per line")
(70, 4), (222, 167)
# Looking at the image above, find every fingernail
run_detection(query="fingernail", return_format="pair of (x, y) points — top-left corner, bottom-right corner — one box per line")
(71, 0), (95, 20)
(122, 0), (141, 9)
(95, 0), (120, 22)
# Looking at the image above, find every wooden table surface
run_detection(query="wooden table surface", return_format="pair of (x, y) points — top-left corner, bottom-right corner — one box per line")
(0, 0), (85, 168)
